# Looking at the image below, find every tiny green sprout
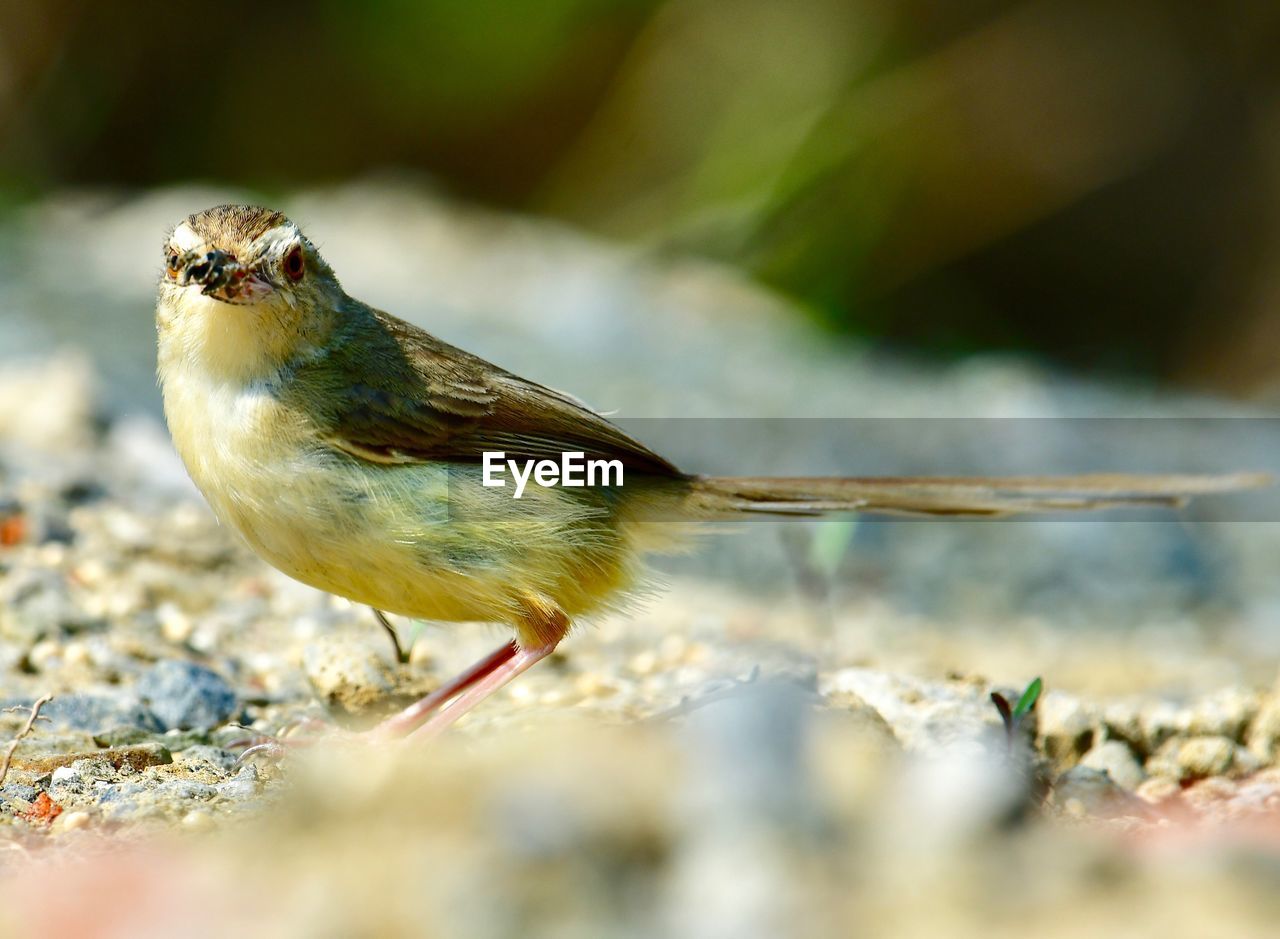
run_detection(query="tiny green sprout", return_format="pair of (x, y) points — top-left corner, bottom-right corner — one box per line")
(991, 676), (1043, 745)
(808, 518), (858, 579)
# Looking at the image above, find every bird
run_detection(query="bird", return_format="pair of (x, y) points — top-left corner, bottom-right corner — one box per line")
(154, 204), (1265, 740)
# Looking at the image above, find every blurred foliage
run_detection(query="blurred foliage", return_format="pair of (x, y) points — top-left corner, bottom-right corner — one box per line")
(2, 0), (1280, 391)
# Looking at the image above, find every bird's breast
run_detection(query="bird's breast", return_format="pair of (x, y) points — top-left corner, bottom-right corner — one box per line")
(161, 364), (296, 513)
(158, 359), (504, 620)
(157, 356), (640, 627)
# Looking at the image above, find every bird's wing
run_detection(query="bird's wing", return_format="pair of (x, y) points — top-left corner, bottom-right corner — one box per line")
(308, 308), (681, 476)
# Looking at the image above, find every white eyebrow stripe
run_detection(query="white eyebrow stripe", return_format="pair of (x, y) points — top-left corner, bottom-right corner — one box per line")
(171, 221), (202, 252)
(254, 224), (302, 253)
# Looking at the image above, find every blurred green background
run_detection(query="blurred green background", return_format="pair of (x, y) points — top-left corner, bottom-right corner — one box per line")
(2, 0), (1279, 393)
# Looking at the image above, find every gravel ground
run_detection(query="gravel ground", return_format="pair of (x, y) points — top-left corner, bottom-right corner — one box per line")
(1, 186), (1280, 937)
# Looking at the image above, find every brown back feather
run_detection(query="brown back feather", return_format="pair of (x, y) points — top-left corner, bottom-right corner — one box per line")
(292, 304), (683, 476)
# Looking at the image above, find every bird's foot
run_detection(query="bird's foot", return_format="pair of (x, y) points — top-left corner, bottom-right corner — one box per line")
(230, 716), (335, 766)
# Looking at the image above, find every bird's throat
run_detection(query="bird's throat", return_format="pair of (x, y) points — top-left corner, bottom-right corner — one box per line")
(158, 291), (299, 385)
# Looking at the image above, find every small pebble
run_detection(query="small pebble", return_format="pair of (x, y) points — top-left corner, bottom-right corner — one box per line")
(178, 745), (239, 774)
(1246, 695), (1280, 763)
(215, 764), (259, 800)
(50, 766), (79, 786)
(17, 744), (172, 775)
(1136, 775), (1182, 804)
(27, 639), (62, 672)
(157, 603), (195, 644)
(2, 784), (38, 804)
(54, 810), (91, 833)
(628, 651), (658, 676)
(1186, 687), (1257, 741)
(93, 726), (153, 748)
(1182, 776), (1239, 811)
(575, 672), (618, 699)
(303, 639), (395, 717)
(62, 641), (92, 669)
(137, 659), (239, 731)
(1038, 692), (1096, 768)
(1101, 699), (1146, 754)
(657, 634), (688, 663)
(1053, 765), (1147, 819)
(408, 642), (435, 668)
(1138, 700), (1185, 754)
(1080, 740), (1146, 790)
(156, 780), (218, 801)
(72, 559), (107, 586)
(26, 694), (163, 733)
(182, 810), (215, 832)
(1149, 735), (1238, 781)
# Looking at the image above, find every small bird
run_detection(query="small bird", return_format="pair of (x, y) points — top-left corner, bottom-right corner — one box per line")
(155, 204), (1264, 739)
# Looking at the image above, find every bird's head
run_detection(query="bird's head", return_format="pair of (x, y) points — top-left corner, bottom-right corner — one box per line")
(156, 204), (343, 381)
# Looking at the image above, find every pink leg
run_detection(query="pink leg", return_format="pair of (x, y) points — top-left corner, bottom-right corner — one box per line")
(238, 642), (521, 762)
(370, 640), (518, 740)
(405, 640), (560, 741)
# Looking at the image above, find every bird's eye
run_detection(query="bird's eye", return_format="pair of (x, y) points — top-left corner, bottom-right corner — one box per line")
(165, 249), (181, 275)
(282, 244), (305, 282)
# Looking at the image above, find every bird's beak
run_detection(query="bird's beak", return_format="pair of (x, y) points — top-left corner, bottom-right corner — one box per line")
(178, 249), (273, 303)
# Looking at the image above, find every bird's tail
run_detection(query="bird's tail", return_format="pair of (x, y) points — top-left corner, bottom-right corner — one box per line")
(685, 472), (1270, 519)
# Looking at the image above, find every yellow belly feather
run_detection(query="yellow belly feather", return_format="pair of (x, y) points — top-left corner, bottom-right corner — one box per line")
(159, 358), (640, 629)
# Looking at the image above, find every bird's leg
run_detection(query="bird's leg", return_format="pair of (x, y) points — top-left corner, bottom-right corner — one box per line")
(368, 640), (519, 739)
(241, 636), (555, 760)
(237, 648), (517, 762)
(238, 641), (522, 761)
(371, 593), (570, 741)
(372, 608), (410, 664)
(405, 639), (560, 741)
(242, 595), (571, 755)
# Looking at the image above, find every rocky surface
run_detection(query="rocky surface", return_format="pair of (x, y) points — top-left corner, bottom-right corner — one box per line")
(0, 187), (1279, 936)
(0, 360), (1278, 939)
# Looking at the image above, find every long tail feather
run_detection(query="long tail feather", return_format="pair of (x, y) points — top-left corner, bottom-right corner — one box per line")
(688, 472), (1270, 518)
